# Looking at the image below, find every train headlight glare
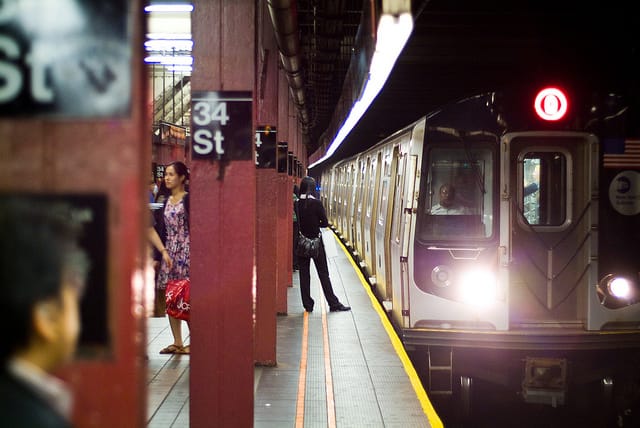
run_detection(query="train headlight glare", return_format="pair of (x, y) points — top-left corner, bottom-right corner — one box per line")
(608, 277), (631, 299)
(459, 269), (496, 307)
(597, 274), (638, 308)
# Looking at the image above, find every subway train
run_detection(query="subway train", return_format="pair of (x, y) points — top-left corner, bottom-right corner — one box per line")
(319, 83), (640, 420)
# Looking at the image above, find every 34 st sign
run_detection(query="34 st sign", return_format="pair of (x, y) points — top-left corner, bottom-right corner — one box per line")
(191, 91), (252, 161)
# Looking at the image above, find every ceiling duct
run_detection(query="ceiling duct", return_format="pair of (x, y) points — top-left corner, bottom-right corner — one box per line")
(267, 0), (310, 130)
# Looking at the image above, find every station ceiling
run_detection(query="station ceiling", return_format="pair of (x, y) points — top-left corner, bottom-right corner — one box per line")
(298, 1), (639, 169)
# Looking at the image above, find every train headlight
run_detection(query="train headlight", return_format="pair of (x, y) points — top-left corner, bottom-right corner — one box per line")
(609, 277), (631, 298)
(597, 274), (638, 309)
(431, 265), (453, 288)
(459, 269), (497, 307)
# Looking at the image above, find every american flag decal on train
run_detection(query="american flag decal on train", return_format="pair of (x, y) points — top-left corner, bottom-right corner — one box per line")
(603, 138), (640, 168)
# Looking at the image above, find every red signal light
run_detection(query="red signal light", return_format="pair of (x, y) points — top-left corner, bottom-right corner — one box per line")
(534, 87), (568, 121)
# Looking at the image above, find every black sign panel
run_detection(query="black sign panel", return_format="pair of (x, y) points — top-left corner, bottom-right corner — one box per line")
(277, 142), (288, 173)
(0, 193), (109, 356)
(255, 125), (277, 168)
(288, 153), (294, 176)
(0, 1), (131, 118)
(191, 91), (253, 161)
(297, 160), (303, 177)
(154, 164), (166, 181)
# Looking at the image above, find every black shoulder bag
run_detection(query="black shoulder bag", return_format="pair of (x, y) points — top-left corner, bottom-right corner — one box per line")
(294, 199), (321, 258)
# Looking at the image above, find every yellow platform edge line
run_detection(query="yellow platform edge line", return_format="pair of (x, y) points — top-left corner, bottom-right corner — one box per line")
(332, 232), (444, 428)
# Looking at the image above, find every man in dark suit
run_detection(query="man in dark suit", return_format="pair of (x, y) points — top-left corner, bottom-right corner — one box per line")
(0, 197), (89, 428)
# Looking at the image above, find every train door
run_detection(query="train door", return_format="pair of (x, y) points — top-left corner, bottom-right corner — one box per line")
(363, 154), (380, 278)
(334, 168), (342, 229)
(504, 132), (595, 329)
(339, 165), (348, 241)
(389, 148), (406, 325)
(345, 164), (360, 251)
(375, 147), (394, 301)
(323, 170), (330, 220)
(389, 141), (418, 327)
(355, 158), (369, 260)
(331, 168), (339, 225)
(361, 157), (373, 264)
(329, 169), (338, 223)
(339, 166), (348, 237)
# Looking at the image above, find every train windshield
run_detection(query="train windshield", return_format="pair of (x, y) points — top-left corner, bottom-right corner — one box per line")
(418, 147), (495, 240)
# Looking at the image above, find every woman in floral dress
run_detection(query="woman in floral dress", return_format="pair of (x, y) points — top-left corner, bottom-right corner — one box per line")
(149, 161), (190, 354)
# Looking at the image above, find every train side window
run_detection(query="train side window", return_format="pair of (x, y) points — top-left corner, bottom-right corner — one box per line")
(378, 154), (391, 224)
(392, 154), (406, 243)
(520, 152), (567, 226)
(379, 180), (388, 223)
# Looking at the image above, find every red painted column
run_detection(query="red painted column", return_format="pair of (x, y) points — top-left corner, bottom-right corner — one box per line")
(254, 169), (278, 364)
(278, 173), (293, 287)
(285, 104), (298, 288)
(284, 174), (294, 287)
(0, 2), (148, 427)
(254, 2), (279, 364)
(275, 171), (291, 315)
(191, 1), (255, 426)
(275, 69), (291, 314)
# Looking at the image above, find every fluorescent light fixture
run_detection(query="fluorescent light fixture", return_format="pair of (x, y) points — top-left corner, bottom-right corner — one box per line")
(145, 55), (193, 65)
(145, 39), (193, 51)
(145, 4), (194, 13)
(309, 12), (413, 169)
(147, 32), (192, 40)
(164, 65), (193, 73)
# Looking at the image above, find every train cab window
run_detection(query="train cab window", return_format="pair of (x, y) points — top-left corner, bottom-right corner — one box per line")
(519, 151), (567, 226)
(418, 147), (495, 241)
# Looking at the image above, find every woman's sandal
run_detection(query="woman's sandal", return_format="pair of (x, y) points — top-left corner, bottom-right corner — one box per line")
(177, 345), (190, 354)
(159, 344), (182, 354)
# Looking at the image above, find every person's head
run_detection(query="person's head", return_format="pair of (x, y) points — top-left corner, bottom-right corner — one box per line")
(438, 183), (456, 208)
(149, 176), (158, 196)
(0, 197), (89, 372)
(299, 176), (316, 196)
(164, 161), (189, 192)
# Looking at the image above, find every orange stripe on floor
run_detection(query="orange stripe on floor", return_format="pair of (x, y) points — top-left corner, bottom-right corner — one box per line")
(321, 301), (336, 428)
(295, 312), (309, 428)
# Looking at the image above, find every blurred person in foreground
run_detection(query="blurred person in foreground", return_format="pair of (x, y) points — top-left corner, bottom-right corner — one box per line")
(0, 197), (89, 428)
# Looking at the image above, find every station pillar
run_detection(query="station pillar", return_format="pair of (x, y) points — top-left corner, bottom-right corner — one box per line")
(0, 2), (148, 427)
(190, 1), (256, 427)
(254, 0), (280, 365)
(275, 70), (292, 314)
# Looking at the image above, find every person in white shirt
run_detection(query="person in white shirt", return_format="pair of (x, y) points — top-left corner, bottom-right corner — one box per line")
(430, 183), (473, 215)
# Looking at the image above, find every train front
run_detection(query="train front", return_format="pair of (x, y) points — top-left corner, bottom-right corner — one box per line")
(402, 86), (640, 412)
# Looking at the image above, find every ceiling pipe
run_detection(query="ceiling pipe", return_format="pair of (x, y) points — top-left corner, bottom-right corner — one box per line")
(267, 0), (310, 130)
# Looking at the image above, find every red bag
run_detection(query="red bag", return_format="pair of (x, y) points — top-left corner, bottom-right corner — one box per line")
(165, 278), (191, 321)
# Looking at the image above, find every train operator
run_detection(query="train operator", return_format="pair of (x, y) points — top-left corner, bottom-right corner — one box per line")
(430, 183), (474, 215)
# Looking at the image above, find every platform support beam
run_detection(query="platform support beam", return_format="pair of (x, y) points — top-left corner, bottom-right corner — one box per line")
(190, 1), (255, 426)
(254, 0), (280, 364)
(275, 68), (291, 314)
(0, 2), (148, 426)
